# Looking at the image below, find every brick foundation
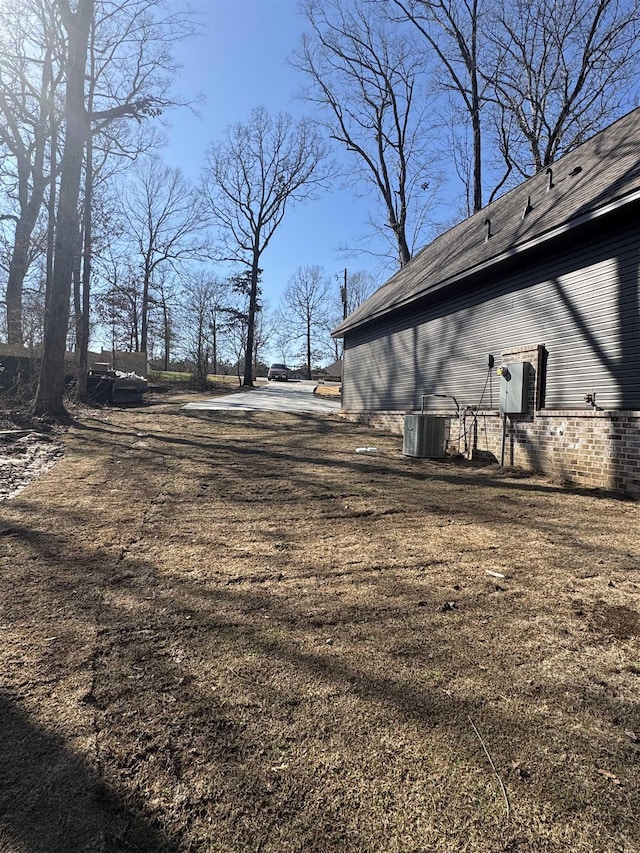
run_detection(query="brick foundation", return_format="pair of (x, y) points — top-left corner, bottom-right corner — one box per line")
(341, 341), (640, 497)
(341, 408), (640, 497)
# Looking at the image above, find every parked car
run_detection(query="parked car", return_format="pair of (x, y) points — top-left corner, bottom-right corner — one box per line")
(267, 363), (289, 381)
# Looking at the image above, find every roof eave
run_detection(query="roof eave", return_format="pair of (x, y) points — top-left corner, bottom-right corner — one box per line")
(332, 186), (640, 339)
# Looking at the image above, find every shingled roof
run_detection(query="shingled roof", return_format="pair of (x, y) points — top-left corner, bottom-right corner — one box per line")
(333, 107), (640, 337)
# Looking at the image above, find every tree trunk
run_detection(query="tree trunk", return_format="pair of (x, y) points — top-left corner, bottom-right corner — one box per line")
(132, 302), (140, 352)
(5, 36), (56, 346)
(212, 308), (218, 376)
(5, 190), (45, 346)
(77, 131), (93, 401)
(397, 226), (412, 268)
(242, 252), (260, 387)
(140, 254), (153, 355)
(471, 104), (482, 213)
(73, 224), (82, 350)
(46, 165), (57, 313)
(33, 0), (92, 416)
(470, 4), (482, 214)
(46, 87), (58, 314)
(5, 218), (31, 347)
(162, 300), (170, 371)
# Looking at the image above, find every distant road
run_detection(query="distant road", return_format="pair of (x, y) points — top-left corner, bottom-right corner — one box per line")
(181, 380), (341, 416)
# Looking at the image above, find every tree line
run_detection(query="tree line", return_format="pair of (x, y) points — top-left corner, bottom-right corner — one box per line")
(1, 0), (639, 413)
(296, 0), (640, 264)
(175, 266), (377, 389)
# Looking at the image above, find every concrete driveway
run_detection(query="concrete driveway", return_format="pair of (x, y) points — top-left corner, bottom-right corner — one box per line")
(182, 380), (341, 416)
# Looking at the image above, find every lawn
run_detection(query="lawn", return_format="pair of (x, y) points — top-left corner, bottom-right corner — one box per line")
(148, 370), (241, 387)
(0, 398), (638, 852)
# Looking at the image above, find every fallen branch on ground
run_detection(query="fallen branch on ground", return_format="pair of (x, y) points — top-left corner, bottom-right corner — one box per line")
(467, 714), (511, 821)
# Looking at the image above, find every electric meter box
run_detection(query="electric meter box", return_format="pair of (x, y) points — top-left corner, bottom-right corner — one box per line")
(499, 362), (530, 414)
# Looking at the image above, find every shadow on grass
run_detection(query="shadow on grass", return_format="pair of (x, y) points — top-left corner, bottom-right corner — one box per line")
(70, 411), (632, 508)
(2, 497), (638, 851)
(0, 692), (180, 853)
(4, 407), (637, 850)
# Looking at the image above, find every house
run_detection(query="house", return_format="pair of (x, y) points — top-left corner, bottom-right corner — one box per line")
(332, 107), (640, 496)
(324, 359), (343, 380)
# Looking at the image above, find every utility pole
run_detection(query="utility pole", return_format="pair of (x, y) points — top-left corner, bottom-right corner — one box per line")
(340, 268), (348, 320)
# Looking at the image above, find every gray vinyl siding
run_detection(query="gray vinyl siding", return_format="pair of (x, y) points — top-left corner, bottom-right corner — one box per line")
(343, 224), (640, 413)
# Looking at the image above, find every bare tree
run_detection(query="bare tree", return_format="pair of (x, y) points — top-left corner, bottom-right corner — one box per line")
(202, 107), (330, 387)
(34, 0), (92, 415)
(272, 323), (296, 368)
(220, 304), (248, 386)
(0, 0), (64, 345)
(122, 156), (207, 354)
(280, 265), (332, 379)
(325, 268), (378, 359)
(252, 307), (272, 376)
(342, 268), (378, 316)
(295, 0), (437, 266)
(94, 250), (144, 353)
(155, 277), (181, 371)
(386, 0), (487, 214)
(486, 0), (640, 178)
(28, 0), (196, 413)
(388, 0), (640, 206)
(72, 0), (196, 396)
(208, 287), (232, 378)
(0, 0), (189, 349)
(89, 0), (194, 130)
(182, 274), (228, 390)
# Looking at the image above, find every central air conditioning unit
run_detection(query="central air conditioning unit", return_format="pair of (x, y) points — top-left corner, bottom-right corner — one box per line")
(403, 414), (447, 458)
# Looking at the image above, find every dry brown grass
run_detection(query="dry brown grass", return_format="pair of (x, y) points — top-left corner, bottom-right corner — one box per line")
(0, 398), (639, 853)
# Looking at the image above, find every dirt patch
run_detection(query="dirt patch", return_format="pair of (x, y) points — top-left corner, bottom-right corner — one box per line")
(0, 431), (65, 500)
(590, 602), (640, 640)
(0, 399), (639, 852)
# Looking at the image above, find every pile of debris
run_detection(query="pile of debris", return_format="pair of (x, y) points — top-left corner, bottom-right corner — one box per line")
(87, 363), (148, 404)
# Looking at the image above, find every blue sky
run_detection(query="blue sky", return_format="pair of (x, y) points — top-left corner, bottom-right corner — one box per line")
(162, 0), (390, 314)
